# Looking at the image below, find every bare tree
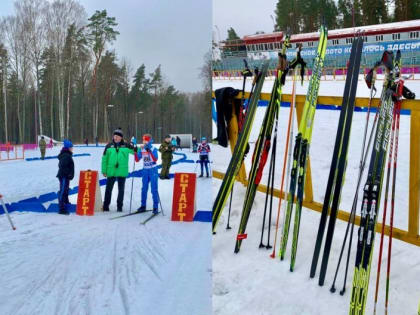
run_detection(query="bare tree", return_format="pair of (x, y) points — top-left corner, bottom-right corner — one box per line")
(15, 0), (48, 137)
(45, 0), (86, 140)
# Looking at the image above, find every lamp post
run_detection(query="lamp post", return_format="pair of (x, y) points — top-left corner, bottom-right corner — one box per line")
(157, 126), (162, 143)
(136, 111), (144, 140)
(270, 15), (276, 32)
(106, 105), (115, 140)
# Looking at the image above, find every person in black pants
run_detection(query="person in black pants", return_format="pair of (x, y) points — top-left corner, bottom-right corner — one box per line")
(56, 140), (74, 215)
(102, 128), (137, 212)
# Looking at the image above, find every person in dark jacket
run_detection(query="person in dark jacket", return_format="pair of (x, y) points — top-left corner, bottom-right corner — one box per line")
(159, 135), (174, 179)
(39, 136), (47, 160)
(192, 136), (198, 153)
(56, 140), (74, 215)
(176, 136), (181, 151)
(198, 137), (211, 177)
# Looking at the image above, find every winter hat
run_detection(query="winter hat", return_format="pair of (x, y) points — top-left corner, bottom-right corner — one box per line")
(143, 134), (152, 142)
(165, 134), (171, 139)
(63, 139), (73, 148)
(113, 128), (123, 138)
(201, 137), (207, 142)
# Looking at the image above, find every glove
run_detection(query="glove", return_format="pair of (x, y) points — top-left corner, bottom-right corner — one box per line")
(145, 143), (152, 151)
(133, 145), (138, 152)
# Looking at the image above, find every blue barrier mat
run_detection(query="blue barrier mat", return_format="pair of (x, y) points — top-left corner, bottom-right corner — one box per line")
(38, 192), (58, 203)
(46, 203), (76, 213)
(26, 153), (91, 161)
(193, 211), (212, 222)
(2, 202), (47, 213)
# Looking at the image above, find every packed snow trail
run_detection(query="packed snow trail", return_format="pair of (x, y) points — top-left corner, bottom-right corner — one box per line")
(0, 146), (212, 315)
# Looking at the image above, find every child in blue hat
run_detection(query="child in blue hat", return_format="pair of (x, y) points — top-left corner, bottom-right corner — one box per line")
(56, 140), (74, 215)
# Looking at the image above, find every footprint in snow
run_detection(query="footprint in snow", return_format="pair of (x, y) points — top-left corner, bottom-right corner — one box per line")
(213, 282), (229, 296)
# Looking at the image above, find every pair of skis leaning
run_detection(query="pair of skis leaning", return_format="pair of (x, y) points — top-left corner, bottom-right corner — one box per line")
(235, 34), (307, 253)
(278, 25), (328, 272)
(310, 34), (364, 285)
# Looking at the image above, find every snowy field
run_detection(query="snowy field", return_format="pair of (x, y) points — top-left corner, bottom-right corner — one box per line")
(0, 145), (212, 315)
(212, 78), (420, 315)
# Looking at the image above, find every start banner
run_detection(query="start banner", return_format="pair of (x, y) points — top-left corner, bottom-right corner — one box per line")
(76, 170), (102, 216)
(171, 173), (196, 222)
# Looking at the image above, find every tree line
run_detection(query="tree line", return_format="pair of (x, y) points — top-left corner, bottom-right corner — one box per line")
(274, 0), (420, 34)
(0, 0), (211, 145)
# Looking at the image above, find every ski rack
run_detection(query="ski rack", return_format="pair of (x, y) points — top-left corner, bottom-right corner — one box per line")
(211, 91), (420, 247)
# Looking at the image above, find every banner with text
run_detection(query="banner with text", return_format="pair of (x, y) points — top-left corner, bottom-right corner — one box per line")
(171, 173), (196, 222)
(76, 170), (102, 216)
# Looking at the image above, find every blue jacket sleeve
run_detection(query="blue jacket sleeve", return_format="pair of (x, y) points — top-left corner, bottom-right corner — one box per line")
(151, 148), (158, 162)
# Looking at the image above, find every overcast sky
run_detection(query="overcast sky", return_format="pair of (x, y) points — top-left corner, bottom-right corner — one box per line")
(213, 0), (277, 41)
(0, 0), (211, 92)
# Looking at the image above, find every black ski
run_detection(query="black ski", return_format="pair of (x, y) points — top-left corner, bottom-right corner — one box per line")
(318, 35), (364, 286)
(140, 212), (161, 225)
(109, 210), (152, 220)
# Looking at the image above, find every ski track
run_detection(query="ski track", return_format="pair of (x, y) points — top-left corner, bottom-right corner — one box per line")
(0, 147), (212, 315)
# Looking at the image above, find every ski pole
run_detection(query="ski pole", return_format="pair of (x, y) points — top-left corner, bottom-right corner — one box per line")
(157, 190), (165, 216)
(0, 195), (16, 230)
(374, 89), (398, 313)
(194, 160), (199, 173)
(259, 146), (275, 248)
(271, 68), (297, 259)
(266, 111), (279, 250)
(129, 151), (137, 214)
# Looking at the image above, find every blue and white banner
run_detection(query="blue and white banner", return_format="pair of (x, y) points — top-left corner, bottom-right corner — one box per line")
(249, 40), (420, 60)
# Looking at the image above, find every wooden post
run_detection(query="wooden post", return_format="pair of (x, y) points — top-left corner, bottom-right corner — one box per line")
(409, 109), (420, 238)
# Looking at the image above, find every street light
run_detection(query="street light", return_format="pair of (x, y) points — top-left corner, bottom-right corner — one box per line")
(106, 105), (115, 140)
(270, 15), (276, 32)
(136, 111), (144, 140)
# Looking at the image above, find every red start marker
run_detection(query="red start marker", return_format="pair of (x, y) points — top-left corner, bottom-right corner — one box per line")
(236, 234), (248, 240)
(171, 173), (197, 222)
(76, 170), (102, 216)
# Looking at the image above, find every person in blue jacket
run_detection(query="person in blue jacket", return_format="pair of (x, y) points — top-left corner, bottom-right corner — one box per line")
(135, 133), (159, 214)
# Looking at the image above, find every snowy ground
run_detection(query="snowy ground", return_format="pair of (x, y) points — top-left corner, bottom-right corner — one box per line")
(212, 79), (420, 315)
(0, 145), (212, 315)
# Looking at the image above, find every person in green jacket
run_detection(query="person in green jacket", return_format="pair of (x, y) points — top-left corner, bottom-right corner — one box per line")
(101, 128), (137, 212)
(159, 135), (174, 179)
(39, 136), (47, 160)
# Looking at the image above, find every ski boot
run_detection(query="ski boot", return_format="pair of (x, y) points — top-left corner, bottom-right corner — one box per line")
(153, 208), (159, 215)
(137, 205), (147, 213)
(199, 174), (203, 178)
(58, 209), (70, 215)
